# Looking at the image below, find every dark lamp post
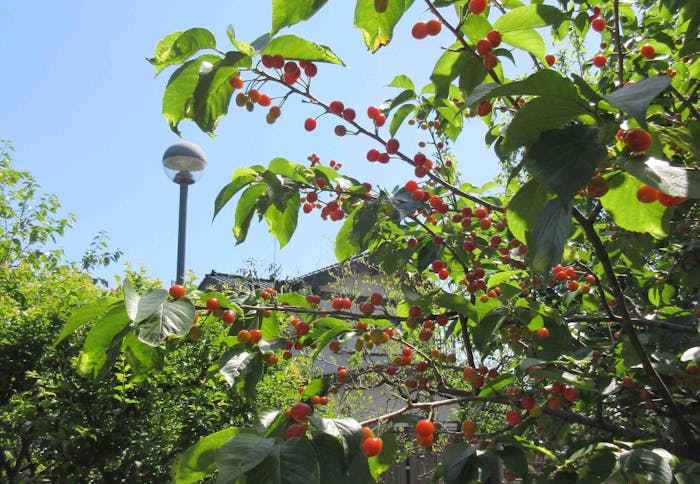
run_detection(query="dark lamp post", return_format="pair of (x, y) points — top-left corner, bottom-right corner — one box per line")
(162, 141), (207, 285)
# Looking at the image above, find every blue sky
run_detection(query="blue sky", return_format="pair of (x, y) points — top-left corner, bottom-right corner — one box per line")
(1, 1), (498, 286)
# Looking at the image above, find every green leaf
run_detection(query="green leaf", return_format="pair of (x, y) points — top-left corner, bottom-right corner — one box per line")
(353, 0), (415, 52)
(432, 42), (470, 100)
(193, 52), (251, 134)
(494, 4), (565, 32)
(527, 198), (572, 273)
(268, 158), (310, 184)
(135, 295), (196, 347)
(172, 427), (243, 484)
(261, 35), (344, 65)
(618, 156), (700, 198)
(264, 188), (300, 248)
(312, 433), (347, 482)
(497, 445), (529, 479)
(162, 54), (221, 135)
(368, 432), (396, 481)
(245, 437), (320, 484)
(123, 278), (139, 321)
(217, 434), (275, 484)
(461, 11), (493, 42)
(77, 303), (131, 379)
(271, 0), (329, 36)
(618, 449), (673, 484)
(234, 183), (267, 244)
(525, 126), (607, 202)
(501, 29), (547, 61)
(600, 171), (670, 238)
(148, 28), (217, 76)
(214, 167), (260, 220)
(502, 97), (590, 153)
(226, 25), (256, 57)
(440, 443), (477, 484)
(490, 69), (581, 99)
(54, 296), (119, 346)
(123, 331), (163, 382)
(335, 204), (378, 262)
(472, 306), (508, 350)
(603, 76), (672, 130)
(310, 318), (353, 358)
(434, 292), (477, 320)
(458, 54), (489, 98)
(389, 103), (415, 137)
(387, 74), (415, 91)
(218, 349), (256, 387)
(301, 378), (330, 400)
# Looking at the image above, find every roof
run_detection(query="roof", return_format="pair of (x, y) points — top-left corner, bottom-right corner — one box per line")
(199, 255), (379, 294)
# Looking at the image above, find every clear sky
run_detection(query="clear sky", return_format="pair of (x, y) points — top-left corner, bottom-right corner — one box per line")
(1, 1), (499, 286)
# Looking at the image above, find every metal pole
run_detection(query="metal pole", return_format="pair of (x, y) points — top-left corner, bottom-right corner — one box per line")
(176, 181), (189, 285)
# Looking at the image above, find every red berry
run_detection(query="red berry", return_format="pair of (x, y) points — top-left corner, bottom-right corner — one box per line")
(506, 409), (522, 426)
(415, 419), (434, 436)
(370, 292), (383, 305)
(222, 310), (236, 324)
(237, 329), (251, 344)
(636, 184), (659, 203)
(342, 108), (356, 122)
(367, 106), (380, 120)
(537, 327), (550, 339)
(329, 100), (344, 114)
(521, 395), (536, 410)
(591, 17), (606, 33)
(482, 54), (498, 70)
(206, 298), (220, 312)
(567, 280), (579, 292)
(476, 38), (492, 56)
(304, 117), (317, 131)
(285, 423), (307, 440)
(386, 138), (400, 154)
(593, 55), (607, 68)
(411, 21), (428, 40)
(169, 284), (186, 299)
(229, 76), (244, 90)
(290, 402), (312, 422)
(250, 329), (263, 343)
(469, 0), (488, 15)
(545, 54), (555, 67)
(426, 19), (442, 36)
(640, 44), (655, 59)
(404, 179), (419, 192)
(486, 30), (501, 47)
(624, 129), (652, 153)
(362, 437), (383, 457)
(477, 100), (492, 116)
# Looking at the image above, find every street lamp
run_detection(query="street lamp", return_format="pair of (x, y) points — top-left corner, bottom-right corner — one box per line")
(162, 141), (207, 285)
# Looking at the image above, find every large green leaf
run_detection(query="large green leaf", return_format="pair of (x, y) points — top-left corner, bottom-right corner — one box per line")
(148, 28), (217, 76)
(490, 69), (581, 99)
(502, 97), (590, 153)
(472, 306), (508, 351)
(245, 437), (320, 484)
(501, 29), (546, 61)
(353, 0), (415, 52)
(618, 449), (673, 484)
(458, 55), (489, 98)
(217, 434), (276, 484)
(431, 42), (469, 100)
(172, 427), (243, 484)
(507, 178), (556, 249)
(213, 167), (260, 220)
(494, 4), (565, 32)
(368, 432), (396, 481)
(602, 76), (672, 130)
(135, 294), (195, 347)
(335, 204), (379, 262)
(310, 317), (353, 357)
(218, 349), (256, 387)
(77, 303), (131, 379)
(54, 296), (119, 346)
(234, 183), (267, 244)
(193, 52), (251, 134)
(264, 188), (300, 248)
(122, 331), (163, 382)
(497, 445), (529, 479)
(600, 171), (670, 238)
(525, 126), (606, 202)
(618, 156), (700, 198)
(312, 434), (347, 482)
(389, 103), (415, 137)
(261, 35), (344, 65)
(440, 443), (477, 484)
(162, 54), (222, 135)
(527, 198), (572, 273)
(461, 11), (493, 42)
(271, 0), (329, 36)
